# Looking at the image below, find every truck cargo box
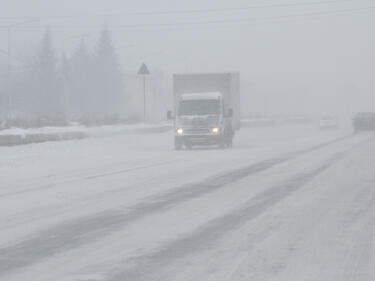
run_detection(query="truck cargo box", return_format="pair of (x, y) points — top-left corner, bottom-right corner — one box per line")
(173, 73), (240, 130)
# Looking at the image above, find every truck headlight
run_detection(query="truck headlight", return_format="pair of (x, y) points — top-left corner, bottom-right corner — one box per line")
(177, 128), (184, 135)
(212, 127), (220, 134)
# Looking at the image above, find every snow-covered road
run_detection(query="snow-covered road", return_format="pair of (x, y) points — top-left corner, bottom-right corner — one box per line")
(1, 125), (375, 281)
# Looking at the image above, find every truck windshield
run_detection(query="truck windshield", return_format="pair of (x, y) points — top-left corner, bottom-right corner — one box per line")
(178, 100), (221, 116)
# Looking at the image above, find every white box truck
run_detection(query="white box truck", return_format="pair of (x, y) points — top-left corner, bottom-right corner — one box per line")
(167, 72), (240, 150)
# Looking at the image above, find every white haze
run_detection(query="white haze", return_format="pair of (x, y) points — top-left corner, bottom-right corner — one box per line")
(2, 2), (375, 281)
(0, 0), (374, 118)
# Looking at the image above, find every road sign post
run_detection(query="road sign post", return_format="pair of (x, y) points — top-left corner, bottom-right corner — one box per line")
(137, 63), (150, 122)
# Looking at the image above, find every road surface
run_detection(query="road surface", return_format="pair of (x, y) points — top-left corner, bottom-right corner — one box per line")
(1, 124), (375, 281)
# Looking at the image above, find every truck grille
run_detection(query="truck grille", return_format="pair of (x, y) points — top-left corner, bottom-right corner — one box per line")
(184, 127), (211, 135)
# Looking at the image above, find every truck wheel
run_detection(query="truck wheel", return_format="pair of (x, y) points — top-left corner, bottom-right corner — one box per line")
(174, 139), (182, 150)
(227, 138), (233, 147)
(219, 137), (227, 149)
(226, 127), (234, 148)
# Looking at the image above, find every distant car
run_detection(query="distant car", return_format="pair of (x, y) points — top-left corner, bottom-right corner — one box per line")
(319, 116), (339, 130)
(353, 112), (375, 132)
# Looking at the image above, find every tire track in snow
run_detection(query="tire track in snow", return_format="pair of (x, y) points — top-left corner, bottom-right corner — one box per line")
(230, 137), (375, 281)
(0, 160), (179, 198)
(337, 175), (375, 281)
(343, 218), (375, 281)
(0, 134), (352, 199)
(107, 150), (348, 281)
(0, 134), (362, 276)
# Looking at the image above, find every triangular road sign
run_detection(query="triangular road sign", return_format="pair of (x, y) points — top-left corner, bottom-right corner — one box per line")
(138, 63), (150, 75)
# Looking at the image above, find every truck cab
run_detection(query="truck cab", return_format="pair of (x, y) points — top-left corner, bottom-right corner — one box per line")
(168, 72), (240, 150)
(169, 92), (233, 150)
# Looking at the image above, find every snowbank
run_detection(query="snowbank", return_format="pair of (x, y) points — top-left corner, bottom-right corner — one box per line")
(0, 132), (87, 146)
(0, 123), (173, 146)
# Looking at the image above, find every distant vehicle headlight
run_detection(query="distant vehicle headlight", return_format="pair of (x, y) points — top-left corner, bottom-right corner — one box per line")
(212, 127), (220, 134)
(177, 128), (184, 135)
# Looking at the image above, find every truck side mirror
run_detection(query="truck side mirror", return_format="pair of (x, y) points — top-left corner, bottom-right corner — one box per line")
(227, 108), (233, 118)
(167, 110), (173, 120)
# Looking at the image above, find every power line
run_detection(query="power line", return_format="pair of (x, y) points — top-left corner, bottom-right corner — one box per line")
(110, 6), (375, 29)
(96, 0), (367, 16)
(0, 0), (370, 20)
(0, 5), (374, 31)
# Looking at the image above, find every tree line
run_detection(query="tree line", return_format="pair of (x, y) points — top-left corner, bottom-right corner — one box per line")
(0, 28), (128, 128)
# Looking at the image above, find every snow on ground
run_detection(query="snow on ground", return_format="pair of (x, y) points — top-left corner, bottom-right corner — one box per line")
(0, 123), (172, 146)
(0, 126), (82, 137)
(0, 125), (347, 245)
(1, 123), (374, 281)
(0, 123), (172, 138)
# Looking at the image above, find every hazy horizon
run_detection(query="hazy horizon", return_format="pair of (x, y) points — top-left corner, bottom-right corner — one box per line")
(1, 0), (374, 116)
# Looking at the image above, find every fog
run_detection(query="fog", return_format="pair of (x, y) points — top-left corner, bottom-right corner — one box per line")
(1, 0), (374, 124)
(2, 2), (375, 280)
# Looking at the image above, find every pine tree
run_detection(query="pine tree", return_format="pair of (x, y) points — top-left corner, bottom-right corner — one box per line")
(61, 52), (71, 118)
(92, 28), (123, 123)
(69, 38), (93, 121)
(29, 30), (63, 125)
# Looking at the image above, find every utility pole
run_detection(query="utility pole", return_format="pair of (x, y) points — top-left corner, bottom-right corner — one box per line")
(7, 26), (12, 116)
(137, 63), (150, 122)
(7, 27), (11, 83)
(143, 74), (146, 121)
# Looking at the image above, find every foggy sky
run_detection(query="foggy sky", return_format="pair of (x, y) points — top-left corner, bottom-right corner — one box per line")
(1, 0), (374, 116)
